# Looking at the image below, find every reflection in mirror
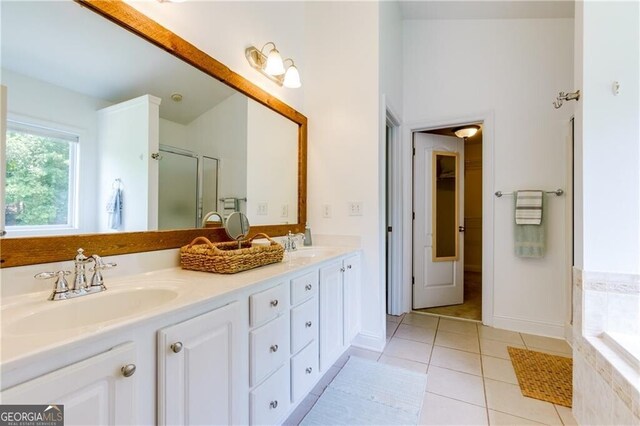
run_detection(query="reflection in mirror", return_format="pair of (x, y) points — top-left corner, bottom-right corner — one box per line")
(225, 211), (250, 248)
(202, 211), (224, 228)
(433, 151), (459, 260)
(1, 1), (299, 238)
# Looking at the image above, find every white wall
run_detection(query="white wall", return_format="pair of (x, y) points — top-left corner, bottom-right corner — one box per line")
(159, 118), (188, 152)
(1, 69), (112, 235)
(578, 1), (640, 275)
(246, 99), (298, 225)
(125, 1), (305, 113)
(403, 19), (574, 336)
(304, 2), (384, 349)
(379, 1), (404, 117)
(98, 95), (160, 232)
(188, 93), (248, 213)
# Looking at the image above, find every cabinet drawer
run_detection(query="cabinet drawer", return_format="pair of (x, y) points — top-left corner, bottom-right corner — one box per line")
(250, 315), (289, 386)
(291, 270), (318, 306)
(290, 297), (318, 354)
(250, 365), (290, 426)
(250, 283), (287, 327)
(291, 341), (319, 403)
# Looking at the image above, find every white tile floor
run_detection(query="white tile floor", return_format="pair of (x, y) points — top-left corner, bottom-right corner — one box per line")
(284, 313), (577, 426)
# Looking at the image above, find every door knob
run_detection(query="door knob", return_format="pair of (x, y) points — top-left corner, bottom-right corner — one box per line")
(269, 400), (278, 409)
(171, 342), (183, 353)
(306, 367), (313, 374)
(458, 226), (465, 232)
(121, 364), (136, 377)
(305, 284), (313, 291)
(305, 321), (312, 328)
(270, 344), (279, 353)
(270, 299), (279, 307)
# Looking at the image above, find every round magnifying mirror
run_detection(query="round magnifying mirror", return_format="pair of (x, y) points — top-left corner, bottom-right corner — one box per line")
(225, 212), (250, 248)
(201, 211), (224, 228)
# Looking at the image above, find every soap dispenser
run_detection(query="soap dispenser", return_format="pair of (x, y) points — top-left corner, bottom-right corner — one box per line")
(303, 222), (312, 246)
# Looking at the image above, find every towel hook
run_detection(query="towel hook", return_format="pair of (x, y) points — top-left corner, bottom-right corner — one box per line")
(112, 178), (123, 190)
(553, 90), (580, 109)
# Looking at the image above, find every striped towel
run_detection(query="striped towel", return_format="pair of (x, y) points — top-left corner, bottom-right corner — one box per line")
(515, 190), (543, 225)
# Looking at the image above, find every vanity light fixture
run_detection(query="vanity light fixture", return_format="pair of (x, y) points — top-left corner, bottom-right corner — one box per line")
(282, 59), (301, 89)
(245, 42), (302, 88)
(453, 125), (480, 139)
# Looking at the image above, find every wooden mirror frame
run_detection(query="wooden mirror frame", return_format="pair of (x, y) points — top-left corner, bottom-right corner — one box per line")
(0, 0), (307, 268)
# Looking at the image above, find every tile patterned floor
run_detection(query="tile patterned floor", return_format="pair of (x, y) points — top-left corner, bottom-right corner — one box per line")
(285, 313), (577, 426)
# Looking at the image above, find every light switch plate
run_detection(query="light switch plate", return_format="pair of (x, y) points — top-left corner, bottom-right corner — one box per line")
(257, 202), (268, 216)
(280, 204), (288, 218)
(348, 201), (363, 216)
(322, 204), (332, 218)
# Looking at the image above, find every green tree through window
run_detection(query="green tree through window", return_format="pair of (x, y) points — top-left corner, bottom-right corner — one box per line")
(5, 127), (73, 227)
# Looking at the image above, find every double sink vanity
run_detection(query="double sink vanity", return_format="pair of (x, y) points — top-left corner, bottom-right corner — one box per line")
(0, 246), (362, 425)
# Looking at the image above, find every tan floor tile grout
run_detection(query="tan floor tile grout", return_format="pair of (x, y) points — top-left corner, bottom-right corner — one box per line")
(425, 390), (488, 409)
(475, 322), (491, 426)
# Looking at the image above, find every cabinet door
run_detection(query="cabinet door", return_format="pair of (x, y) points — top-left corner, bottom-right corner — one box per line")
(158, 302), (242, 426)
(319, 261), (345, 371)
(1, 342), (136, 426)
(343, 254), (362, 345)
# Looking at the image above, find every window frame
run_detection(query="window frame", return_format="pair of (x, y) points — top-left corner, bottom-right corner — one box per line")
(4, 116), (80, 236)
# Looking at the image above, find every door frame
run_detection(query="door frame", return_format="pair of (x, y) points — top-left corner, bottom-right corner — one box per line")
(385, 104), (403, 316)
(400, 112), (495, 326)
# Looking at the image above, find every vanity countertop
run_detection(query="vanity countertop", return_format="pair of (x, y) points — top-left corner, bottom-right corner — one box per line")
(0, 246), (360, 370)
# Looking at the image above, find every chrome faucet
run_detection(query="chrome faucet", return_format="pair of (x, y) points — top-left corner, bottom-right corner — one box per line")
(35, 249), (117, 301)
(283, 231), (305, 252)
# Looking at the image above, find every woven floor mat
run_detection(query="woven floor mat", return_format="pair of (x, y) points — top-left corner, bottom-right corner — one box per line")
(507, 346), (573, 407)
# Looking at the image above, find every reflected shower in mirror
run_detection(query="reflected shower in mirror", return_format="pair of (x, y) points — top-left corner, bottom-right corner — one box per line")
(0, 1), (299, 238)
(433, 152), (459, 260)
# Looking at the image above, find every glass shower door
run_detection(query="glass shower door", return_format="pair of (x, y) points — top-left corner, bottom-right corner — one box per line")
(158, 148), (198, 230)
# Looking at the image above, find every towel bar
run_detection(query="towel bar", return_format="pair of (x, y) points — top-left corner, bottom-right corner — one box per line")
(495, 189), (564, 198)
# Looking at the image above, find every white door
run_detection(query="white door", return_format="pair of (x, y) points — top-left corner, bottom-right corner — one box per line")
(319, 261), (344, 371)
(1, 342), (137, 426)
(157, 302), (244, 426)
(413, 133), (464, 309)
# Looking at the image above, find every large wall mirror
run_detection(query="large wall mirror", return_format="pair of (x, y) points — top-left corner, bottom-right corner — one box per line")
(432, 151), (459, 261)
(0, 0), (307, 267)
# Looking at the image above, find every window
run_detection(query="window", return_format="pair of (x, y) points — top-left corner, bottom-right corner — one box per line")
(4, 120), (78, 232)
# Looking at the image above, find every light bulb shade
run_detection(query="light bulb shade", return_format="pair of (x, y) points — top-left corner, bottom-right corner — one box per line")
(283, 65), (301, 88)
(264, 48), (285, 76)
(453, 125), (480, 139)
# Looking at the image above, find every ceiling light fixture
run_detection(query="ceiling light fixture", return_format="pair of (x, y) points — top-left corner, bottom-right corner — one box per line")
(245, 42), (301, 88)
(453, 125), (480, 139)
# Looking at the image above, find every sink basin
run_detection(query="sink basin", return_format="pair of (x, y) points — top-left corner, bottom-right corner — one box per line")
(3, 286), (179, 336)
(290, 247), (341, 259)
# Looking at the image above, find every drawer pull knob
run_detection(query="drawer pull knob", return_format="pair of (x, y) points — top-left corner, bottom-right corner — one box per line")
(171, 342), (183, 353)
(347, 264), (352, 269)
(270, 299), (279, 307)
(306, 367), (313, 374)
(305, 284), (312, 291)
(121, 364), (136, 377)
(270, 344), (279, 353)
(269, 400), (278, 409)
(305, 321), (312, 328)
(340, 267), (346, 272)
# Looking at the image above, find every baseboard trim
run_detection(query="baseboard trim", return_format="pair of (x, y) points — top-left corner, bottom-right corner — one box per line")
(493, 315), (565, 338)
(352, 331), (386, 352)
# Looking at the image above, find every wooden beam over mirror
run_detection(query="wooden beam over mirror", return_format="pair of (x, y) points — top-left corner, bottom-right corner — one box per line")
(0, 0), (307, 268)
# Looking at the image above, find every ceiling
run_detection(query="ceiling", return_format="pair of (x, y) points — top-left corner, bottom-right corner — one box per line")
(1, 1), (237, 125)
(400, 1), (575, 20)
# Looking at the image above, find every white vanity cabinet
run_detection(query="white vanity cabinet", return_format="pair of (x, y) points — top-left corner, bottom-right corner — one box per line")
(0, 342), (137, 426)
(319, 253), (361, 371)
(289, 270), (319, 404)
(157, 302), (244, 426)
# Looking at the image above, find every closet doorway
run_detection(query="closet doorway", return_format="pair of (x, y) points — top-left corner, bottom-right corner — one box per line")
(412, 124), (483, 321)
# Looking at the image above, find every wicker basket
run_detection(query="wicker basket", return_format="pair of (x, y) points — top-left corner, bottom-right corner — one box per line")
(180, 233), (284, 274)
